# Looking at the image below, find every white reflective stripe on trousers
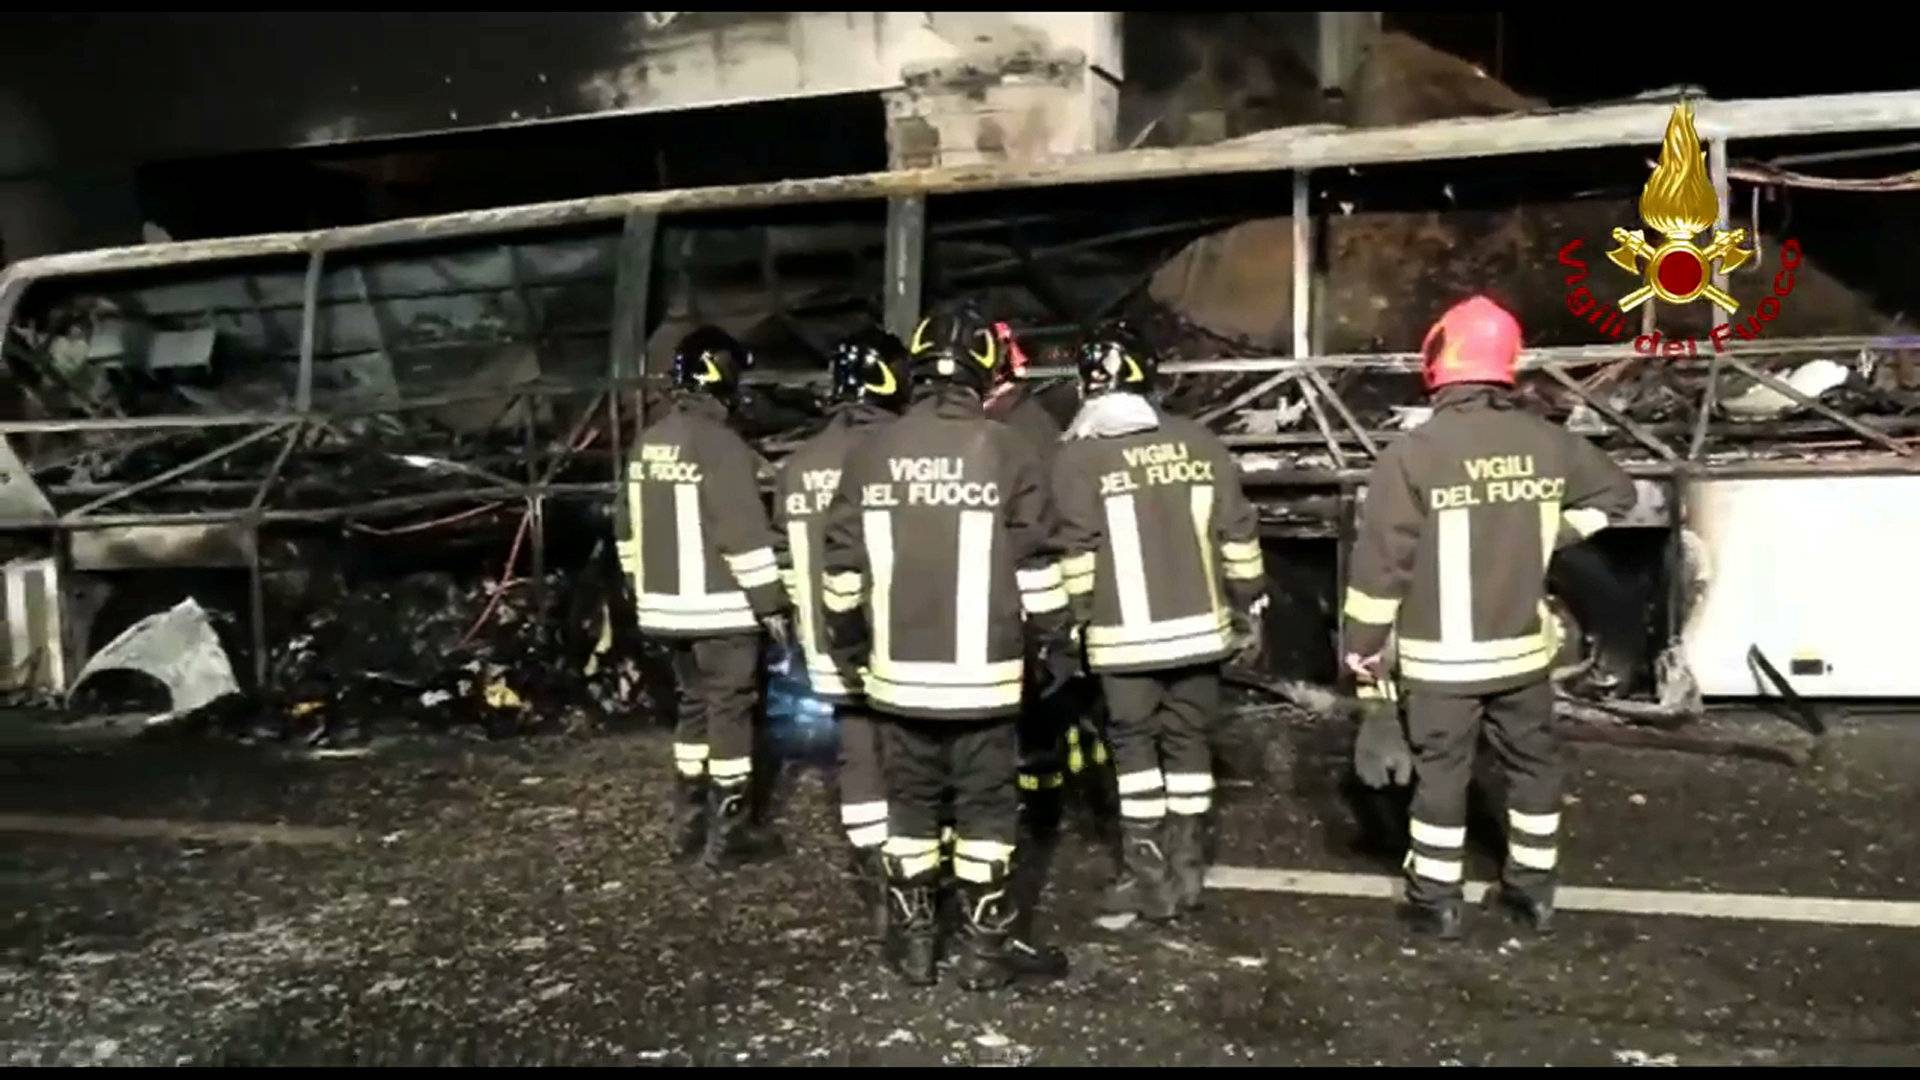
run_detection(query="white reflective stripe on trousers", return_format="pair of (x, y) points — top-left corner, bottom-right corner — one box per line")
(846, 821), (888, 848)
(1163, 772), (1214, 795)
(673, 743), (709, 776)
(1410, 818), (1466, 848)
(1509, 843), (1558, 870)
(840, 800), (889, 827)
(1016, 564), (1062, 593)
(1508, 808), (1561, 837)
(884, 836), (941, 878)
(952, 837), (1014, 882)
(1408, 851), (1463, 883)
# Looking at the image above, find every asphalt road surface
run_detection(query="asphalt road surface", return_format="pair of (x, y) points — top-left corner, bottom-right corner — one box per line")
(2, 708), (1916, 1065)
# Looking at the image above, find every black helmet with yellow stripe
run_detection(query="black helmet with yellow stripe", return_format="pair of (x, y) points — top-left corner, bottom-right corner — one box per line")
(1076, 322), (1157, 397)
(830, 327), (911, 413)
(907, 305), (1001, 394)
(670, 325), (751, 401)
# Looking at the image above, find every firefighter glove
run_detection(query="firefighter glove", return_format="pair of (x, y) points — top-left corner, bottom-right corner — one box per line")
(1229, 607), (1264, 667)
(1353, 700), (1413, 789)
(824, 610), (870, 671)
(1031, 631), (1080, 701)
(1345, 651), (1385, 681)
(761, 611), (794, 651)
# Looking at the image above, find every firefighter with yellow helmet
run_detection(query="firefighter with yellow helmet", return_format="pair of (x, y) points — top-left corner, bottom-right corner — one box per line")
(820, 307), (1073, 989)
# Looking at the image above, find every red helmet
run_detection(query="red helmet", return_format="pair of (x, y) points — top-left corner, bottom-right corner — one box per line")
(1420, 295), (1521, 392)
(990, 320), (1029, 383)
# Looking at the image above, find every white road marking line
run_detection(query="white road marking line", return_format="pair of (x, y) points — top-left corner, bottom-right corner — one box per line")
(0, 813), (355, 847)
(1206, 865), (1920, 929)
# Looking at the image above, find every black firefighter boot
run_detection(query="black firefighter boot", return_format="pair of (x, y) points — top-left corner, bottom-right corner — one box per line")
(1405, 863), (1465, 940)
(702, 784), (760, 870)
(849, 845), (890, 944)
(883, 869), (940, 986)
(1008, 787), (1064, 944)
(1100, 819), (1178, 923)
(1493, 884), (1555, 935)
(955, 881), (1069, 992)
(673, 776), (709, 864)
(1162, 813), (1209, 913)
(1406, 899), (1465, 940)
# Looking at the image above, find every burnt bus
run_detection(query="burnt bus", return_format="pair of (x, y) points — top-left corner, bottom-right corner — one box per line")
(4, 90), (1919, 719)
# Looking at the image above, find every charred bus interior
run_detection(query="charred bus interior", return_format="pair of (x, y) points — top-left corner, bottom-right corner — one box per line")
(6, 89), (1920, 748)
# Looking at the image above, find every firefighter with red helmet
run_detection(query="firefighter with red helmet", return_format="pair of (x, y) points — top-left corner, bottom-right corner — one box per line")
(974, 315), (1117, 926)
(981, 317), (1063, 458)
(1343, 295), (1634, 938)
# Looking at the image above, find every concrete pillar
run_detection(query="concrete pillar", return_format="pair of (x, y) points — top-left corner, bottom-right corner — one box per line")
(1315, 12), (1381, 106)
(882, 12), (1122, 170)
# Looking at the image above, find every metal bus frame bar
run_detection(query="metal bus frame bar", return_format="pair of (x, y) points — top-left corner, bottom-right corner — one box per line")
(3, 340), (1911, 692)
(6, 338), (1920, 533)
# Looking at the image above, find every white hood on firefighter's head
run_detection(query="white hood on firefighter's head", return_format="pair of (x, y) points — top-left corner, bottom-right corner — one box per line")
(1066, 392), (1160, 440)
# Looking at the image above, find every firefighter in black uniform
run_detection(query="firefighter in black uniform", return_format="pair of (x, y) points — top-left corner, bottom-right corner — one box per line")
(979, 318), (1119, 832)
(821, 311), (1073, 990)
(619, 326), (794, 869)
(982, 317), (1064, 456)
(770, 327), (911, 922)
(1343, 295), (1635, 938)
(1052, 324), (1268, 920)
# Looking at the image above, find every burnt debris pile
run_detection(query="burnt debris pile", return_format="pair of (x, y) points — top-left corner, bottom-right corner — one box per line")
(248, 529), (661, 747)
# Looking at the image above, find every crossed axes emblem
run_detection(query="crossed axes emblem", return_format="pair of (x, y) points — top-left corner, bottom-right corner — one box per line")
(1606, 225), (1752, 314)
